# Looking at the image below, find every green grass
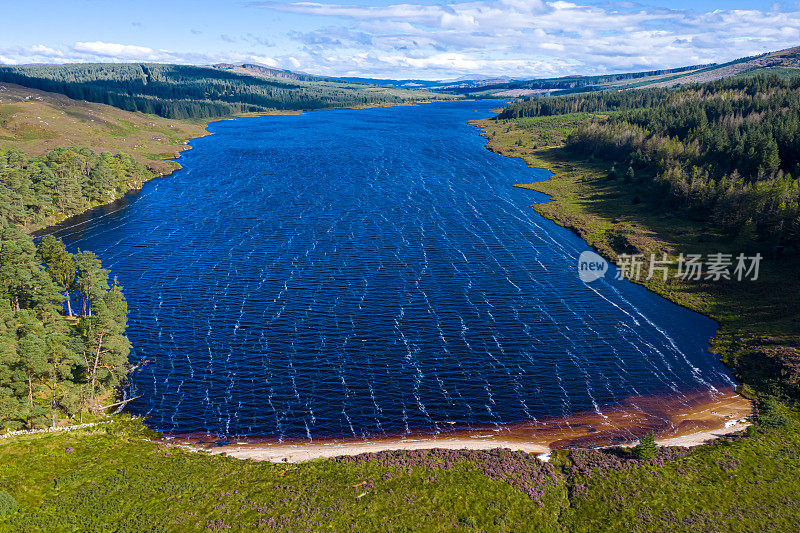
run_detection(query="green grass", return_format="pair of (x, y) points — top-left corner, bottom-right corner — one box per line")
(560, 427), (800, 531)
(103, 119), (140, 137)
(735, 66), (800, 80)
(0, 418), (565, 532)
(0, 104), (21, 126)
(3, 415), (800, 531)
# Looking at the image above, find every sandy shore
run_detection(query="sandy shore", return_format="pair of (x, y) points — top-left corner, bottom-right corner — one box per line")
(656, 420), (750, 447)
(201, 422), (750, 463)
(208, 436), (551, 463)
(177, 386), (752, 463)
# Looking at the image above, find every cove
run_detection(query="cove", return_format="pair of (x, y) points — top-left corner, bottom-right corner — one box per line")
(49, 100), (735, 439)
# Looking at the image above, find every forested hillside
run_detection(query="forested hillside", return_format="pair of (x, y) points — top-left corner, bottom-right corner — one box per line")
(0, 147), (151, 231)
(0, 63), (448, 120)
(0, 147), (136, 429)
(501, 75), (800, 254)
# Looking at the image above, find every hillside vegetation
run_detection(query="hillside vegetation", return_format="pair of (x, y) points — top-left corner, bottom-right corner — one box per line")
(0, 82), (207, 175)
(0, 63), (451, 120)
(1, 410), (799, 531)
(502, 75), (800, 255)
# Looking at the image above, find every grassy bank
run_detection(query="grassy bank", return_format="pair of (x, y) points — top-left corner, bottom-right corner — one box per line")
(470, 113), (800, 401)
(0, 418), (566, 532)
(1, 411), (799, 530)
(0, 82), (209, 177)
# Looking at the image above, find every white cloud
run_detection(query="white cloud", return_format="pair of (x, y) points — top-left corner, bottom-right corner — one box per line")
(73, 41), (159, 59)
(1, 2), (800, 79)
(29, 45), (63, 57)
(253, 0), (800, 78)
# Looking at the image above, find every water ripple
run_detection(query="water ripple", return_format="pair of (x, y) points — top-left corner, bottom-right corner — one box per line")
(52, 100), (734, 438)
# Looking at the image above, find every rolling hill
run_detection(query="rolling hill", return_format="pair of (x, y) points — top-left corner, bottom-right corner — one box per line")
(0, 82), (207, 175)
(0, 63), (452, 120)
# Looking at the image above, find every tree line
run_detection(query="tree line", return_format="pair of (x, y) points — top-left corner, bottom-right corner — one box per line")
(502, 75), (800, 254)
(0, 145), (139, 429)
(0, 147), (151, 230)
(496, 88), (674, 118)
(0, 63), (438, 119)
(0, 227), (129, 429)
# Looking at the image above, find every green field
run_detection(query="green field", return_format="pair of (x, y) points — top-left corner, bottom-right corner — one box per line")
(1, 407), (799, 531)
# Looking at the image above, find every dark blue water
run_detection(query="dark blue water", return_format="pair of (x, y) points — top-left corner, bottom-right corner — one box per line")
(51, 100), (734, 439)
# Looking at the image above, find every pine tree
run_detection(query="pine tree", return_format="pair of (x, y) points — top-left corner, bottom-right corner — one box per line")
(633, 431), (657, 460)
(74, 251), (109, 317)
(36, 235), (76, 317)
(81, 279), (130, 409)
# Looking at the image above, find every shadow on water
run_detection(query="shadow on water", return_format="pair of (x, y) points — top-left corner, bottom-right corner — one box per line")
(33, 190), (137, 240)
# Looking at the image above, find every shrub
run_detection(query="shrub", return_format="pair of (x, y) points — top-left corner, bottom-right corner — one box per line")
(460, 516), (477, 528)
(0, 490), (19, 518)
(757, 397), (790, 429)
(633, 432), (657, 460)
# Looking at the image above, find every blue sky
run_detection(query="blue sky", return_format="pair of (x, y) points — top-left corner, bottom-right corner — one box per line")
(1, 0), (799, 79)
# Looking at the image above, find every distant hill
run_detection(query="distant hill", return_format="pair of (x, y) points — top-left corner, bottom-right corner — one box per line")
(434, 64), (714, 97)
(449, 45), (800, 98)
(0, 63), (451, 120)
(210, 63), (331, 83)
(636, 45), (800, 88)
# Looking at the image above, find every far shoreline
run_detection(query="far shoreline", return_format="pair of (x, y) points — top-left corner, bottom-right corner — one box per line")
(30, 96), (458, 239)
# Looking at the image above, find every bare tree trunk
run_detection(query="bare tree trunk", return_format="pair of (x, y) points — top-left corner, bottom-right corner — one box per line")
(90, 330), (105, 406)
(51, 363), (58, 428)
(65, 292), (72, 317)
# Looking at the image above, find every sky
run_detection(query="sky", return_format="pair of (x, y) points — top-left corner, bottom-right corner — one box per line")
(1, 1), (800, 80)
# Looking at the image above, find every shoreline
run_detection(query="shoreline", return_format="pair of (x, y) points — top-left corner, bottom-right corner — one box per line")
(199, 422), (750, 464)
(175, 386), (751, 463)
(30, 98), (449, 238)
(160, 106), (753, 463)
(34, 102), (754, 462)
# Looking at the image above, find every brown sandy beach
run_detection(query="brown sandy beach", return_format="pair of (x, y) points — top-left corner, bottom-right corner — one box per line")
(174, 386), (752, 463)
